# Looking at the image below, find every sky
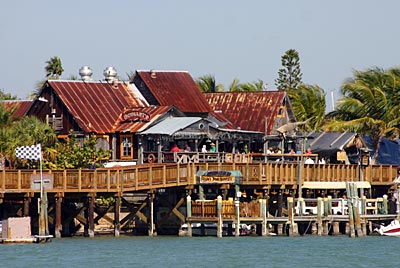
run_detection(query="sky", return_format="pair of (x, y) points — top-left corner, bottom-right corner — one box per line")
(2, 0), (400, 112)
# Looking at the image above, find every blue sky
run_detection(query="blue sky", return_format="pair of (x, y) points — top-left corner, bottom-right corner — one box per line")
(2, 0), (400, 111)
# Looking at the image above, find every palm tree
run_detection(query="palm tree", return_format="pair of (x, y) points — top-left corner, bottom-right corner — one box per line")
(324, 67), (400, 162)
(288, 84), (326, 131)
(45, 56), (64, 79)
(196, 75), (224, 93)
(227, 78), (241, 92)
(0, 102), (17, 128)
(238, 80), (267, 92)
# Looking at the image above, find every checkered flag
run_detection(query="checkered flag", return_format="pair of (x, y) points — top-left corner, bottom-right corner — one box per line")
(15, 144), (42, 160)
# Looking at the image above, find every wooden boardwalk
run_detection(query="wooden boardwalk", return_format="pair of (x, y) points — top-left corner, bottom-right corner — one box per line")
(0, 162), (397, 194)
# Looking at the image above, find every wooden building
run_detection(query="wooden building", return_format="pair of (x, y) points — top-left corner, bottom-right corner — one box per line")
(25, 68), (296, 163)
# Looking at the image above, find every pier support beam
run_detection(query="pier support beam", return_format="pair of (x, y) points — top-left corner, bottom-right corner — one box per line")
(55, 194), (63, 238)
(23, 195), (31, 217)
(148, 192), (156, 237)
(114, 195), (121, 237)
(85, 195), (95, 237)
(186, 195), (192, 237)
(217, 195), (223, 238)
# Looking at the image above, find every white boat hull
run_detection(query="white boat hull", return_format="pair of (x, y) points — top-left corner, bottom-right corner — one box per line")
(375, 220), (400, 236)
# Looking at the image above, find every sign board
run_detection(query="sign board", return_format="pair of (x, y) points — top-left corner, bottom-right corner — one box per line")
(197, 170), (242, 185)
(30, 174), (54, 190)
(121, 110), (150, 122)
(337, 151), (346, 161)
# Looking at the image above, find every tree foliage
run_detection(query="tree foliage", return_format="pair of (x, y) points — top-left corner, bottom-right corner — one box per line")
(288, 84), (326, 131)
(275, 49), (303, 91)
(324, 67), (400, 162)
(196, 75), (266, 92)
(45, 56), (64, 79)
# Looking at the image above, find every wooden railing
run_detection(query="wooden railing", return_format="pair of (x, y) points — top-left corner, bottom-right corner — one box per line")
(0, 163), (397, 193)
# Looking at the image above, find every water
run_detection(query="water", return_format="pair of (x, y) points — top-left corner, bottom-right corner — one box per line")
(0, 236), (398, 268)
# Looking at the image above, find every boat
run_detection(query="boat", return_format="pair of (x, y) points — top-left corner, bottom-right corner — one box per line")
(374, 219), (400, 236)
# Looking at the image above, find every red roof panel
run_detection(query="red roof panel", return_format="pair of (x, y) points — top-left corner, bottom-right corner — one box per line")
(136, 71), (211, 114)
(205, 91), (286, 134)
(48, 81), (149, 134)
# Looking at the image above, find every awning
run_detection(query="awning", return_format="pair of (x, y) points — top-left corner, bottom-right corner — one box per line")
(302, 181), (371, 189)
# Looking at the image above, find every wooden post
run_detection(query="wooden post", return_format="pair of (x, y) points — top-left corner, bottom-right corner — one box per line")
(346, 182), (355, 238)
(148, 192), (156, 237)
(23, 195), (31, 217)
(217, 195), (223, 238)
(114, 195), (121, 237)
(383, 195), (388, 214)
(186, 195), (192, 237)
(88, 195), (95, 238)
(332, 221), (340, 235)
(55, 195), (63, 238)
(287, 197), (297, 236)
(352, 184), (363, 237)
(235, 185), (240, 237)
(298, 197), (304, 216)
(260, 199), (268, 236)
(317, 197), (323, 236)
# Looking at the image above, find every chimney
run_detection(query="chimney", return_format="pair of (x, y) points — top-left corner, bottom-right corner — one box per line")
(79, 66), (93, 81)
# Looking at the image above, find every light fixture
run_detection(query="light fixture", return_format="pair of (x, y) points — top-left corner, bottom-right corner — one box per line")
(38, 97), (48, 102)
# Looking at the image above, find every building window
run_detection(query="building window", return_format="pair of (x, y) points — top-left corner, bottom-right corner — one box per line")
(277, 105), (286, 118)
(120, 135), (133, 159)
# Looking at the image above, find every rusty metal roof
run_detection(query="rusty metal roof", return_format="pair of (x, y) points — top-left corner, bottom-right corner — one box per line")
(2, 100), (32, 119)
(48, 80), (154, 134)
(135, 70), (211, 114)
(204, 91), (287, 134)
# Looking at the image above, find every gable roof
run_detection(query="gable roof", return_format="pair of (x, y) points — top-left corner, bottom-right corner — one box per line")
(2, 100), (32, 119)
(204, 91), (287, 134)
(134, 70), (211, 114)
(43, 80), (158, 134)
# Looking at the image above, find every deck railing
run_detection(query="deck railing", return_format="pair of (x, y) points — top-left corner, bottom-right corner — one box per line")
(0, 163), (397, 193)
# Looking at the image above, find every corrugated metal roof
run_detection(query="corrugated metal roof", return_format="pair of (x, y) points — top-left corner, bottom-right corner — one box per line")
(48, 80), (149, 134)
(135, 70), (211, 114)
(140, 117), (203, 135)
(2, 100), (32, 119)
(204, 91), (286, 134)
(308, 132), (357, 152)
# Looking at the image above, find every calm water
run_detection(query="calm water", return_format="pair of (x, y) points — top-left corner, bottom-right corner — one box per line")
(0, 236), (398, 268)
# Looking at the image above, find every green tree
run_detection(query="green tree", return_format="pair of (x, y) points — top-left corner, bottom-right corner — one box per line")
(45, 56), (64, 79)
(196, 75), (224, 93)
(288, 84), (326, 131)
(56, 132), (110, 169)
(0, 89), (18, 100)
(238, 80), (267, 92)
(275, 49), (303, 91)
(324, 67), (400, 162)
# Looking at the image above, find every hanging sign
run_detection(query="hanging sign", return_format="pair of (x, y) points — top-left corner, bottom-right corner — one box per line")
(121, 110), (150, 122)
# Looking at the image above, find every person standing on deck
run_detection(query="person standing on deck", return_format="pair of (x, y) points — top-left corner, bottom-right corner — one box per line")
(209, 143), (216, 152)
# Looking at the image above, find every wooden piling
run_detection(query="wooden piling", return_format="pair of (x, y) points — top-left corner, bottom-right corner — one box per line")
(346, 182), (355, 238)
(148, 192), (156, 237)
(317, 197), (323, 236)
(55, 195), (62, 238)
(23, 195), (30, 217)
(186, 195), (192, 237)
(217, 196), (223, 238)
(114, 195), (121, 237)
(260, 199), (268, 236)
(85, 195), (95, 238)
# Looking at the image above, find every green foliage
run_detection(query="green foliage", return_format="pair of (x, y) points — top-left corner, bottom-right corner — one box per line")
(196, 75), (266, 92)
(288, 84), (326, 131)
(97, 196), (115, 206)
(45, 56), (64, 78)
(0, 89), (18, 100)
(196, 75), (224, 93)
(275, 49), (303, 91)
(56, 131), (111, 169)
(324, 67), (400, 161)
